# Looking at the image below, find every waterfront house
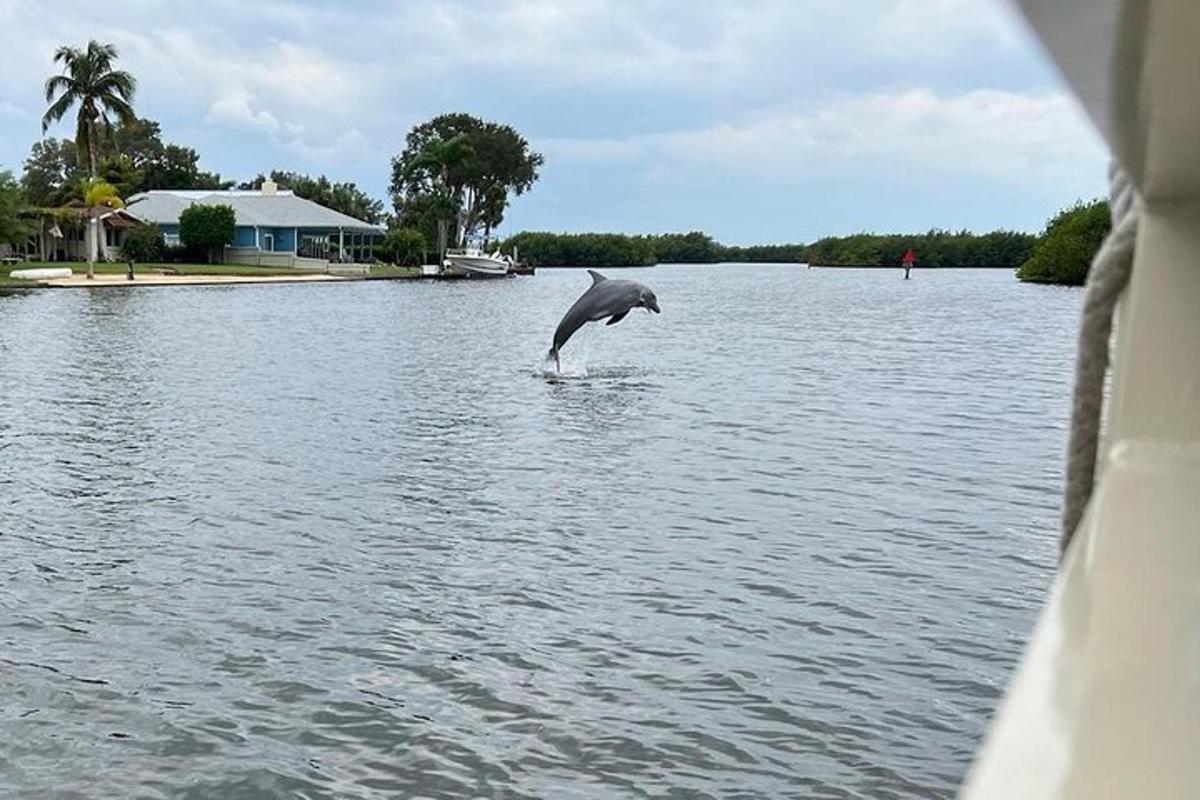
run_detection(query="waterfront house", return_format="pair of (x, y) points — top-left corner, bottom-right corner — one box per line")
(125, 180), (385, 267)
(17, 204), (143, 263)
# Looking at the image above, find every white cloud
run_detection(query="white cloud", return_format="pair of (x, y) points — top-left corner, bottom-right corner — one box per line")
(207, 88), (286, 135)
(544, 88), (1106, 192)
(119, 31), (369, 158)
(355, 0), (1032, 94)
(0, 4), (373, 162)
(0, 0), (1099, 235)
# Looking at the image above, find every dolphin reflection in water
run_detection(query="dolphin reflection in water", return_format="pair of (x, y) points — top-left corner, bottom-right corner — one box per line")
(547, 270), (661, 372)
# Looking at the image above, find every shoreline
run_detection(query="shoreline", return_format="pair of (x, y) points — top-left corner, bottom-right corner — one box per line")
(0, 263), (503, 289)
(4, 273), (519, 289)
(41, 273), (351, 288)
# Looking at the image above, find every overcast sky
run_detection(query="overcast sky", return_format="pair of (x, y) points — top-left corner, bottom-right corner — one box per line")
(0, 0), (1107, 244)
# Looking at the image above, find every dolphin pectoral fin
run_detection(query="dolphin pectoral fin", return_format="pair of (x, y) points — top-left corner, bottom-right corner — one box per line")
(605, 311), (629, 326)
(587, 269), (607, 286)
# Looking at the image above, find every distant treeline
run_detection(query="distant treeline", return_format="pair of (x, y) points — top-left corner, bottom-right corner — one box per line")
(501, 229), (1035, 268)
(804, 230), (1037, 268)
(501, 231), (656, 267)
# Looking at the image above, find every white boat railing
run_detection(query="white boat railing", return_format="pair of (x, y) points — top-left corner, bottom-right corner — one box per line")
(963, 1), (1200, 796)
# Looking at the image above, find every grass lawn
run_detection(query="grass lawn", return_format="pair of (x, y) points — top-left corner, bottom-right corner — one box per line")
(0, 261), (420, 284)
(0, 261), (321, 279)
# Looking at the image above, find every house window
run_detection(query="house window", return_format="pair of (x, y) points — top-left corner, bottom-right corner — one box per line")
(164, 233), (180, 246)
(263, 233), (274, 251)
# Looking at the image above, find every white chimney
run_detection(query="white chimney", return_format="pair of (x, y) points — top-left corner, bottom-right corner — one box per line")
(261, 178), (278, 195)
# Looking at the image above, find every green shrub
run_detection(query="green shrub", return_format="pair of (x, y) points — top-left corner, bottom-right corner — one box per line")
(179, 204), (236, 263)
(0, 170), (33, 249)
(120, 224), (164, 264)
(1017, 200), (1110, 285)
(380, 227), (426, 265)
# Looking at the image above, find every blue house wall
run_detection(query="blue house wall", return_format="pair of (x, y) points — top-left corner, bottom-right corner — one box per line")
(269, 227), (297, 252)
(234, 226), (257, 247)
(157, 221), (329, 255)
(218, 226), (297, 251)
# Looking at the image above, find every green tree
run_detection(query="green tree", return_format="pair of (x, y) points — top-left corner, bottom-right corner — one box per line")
(392, 192), (456, 253)
(379, 227), (426, 266)
(146, 144), (227, 191)
(395, 133), (475, 248)
(1017, 200), (1110, 285)
(21, 138), (85, 207)
(391, 113), (543, 245)
(107, 116), (161, 163)
(23, 119), (227, 205)
(0, 171), (34, 252)
(239, 170), (383, 223)
(41, 40), (137, 177)
(105, 117), (227, 192)
(98, 154), (143, 197)
(179, 204), (235, 263)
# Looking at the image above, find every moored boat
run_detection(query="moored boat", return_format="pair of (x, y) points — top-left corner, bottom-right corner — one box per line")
(443, 247), (511, 277)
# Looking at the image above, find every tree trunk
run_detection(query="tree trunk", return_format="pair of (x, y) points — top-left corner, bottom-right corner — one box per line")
(87, 118), (99, 178)
(86, 220), (95, 280)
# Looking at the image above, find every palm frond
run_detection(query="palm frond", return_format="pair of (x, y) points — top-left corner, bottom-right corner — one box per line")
(93, 70), (137, 101)
(100, 96), (136, 125)
(44, 40), (136, 150)
(84, 40), (119, 75)
(52, 45), (80, 66)
(88, 40), (119, 62)
(41, 91), (75, 132)
(44, 74), (74, 103)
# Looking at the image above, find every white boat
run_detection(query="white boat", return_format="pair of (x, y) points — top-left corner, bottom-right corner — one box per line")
(443, 247), (511, 277)
(9, 267), (72, 281)
(962, 1), (1200, 798)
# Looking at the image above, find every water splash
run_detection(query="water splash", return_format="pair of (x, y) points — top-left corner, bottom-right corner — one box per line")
(539, 325), (599, 380)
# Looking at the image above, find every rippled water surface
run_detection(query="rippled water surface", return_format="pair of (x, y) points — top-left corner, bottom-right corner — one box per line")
(0, 265), (1082, 798)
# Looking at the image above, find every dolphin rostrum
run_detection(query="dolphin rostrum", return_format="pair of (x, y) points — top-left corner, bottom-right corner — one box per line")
(548, 270), (660, 371)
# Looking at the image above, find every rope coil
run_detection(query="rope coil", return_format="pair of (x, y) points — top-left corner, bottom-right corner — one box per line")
(1060, 164), (1141, 554)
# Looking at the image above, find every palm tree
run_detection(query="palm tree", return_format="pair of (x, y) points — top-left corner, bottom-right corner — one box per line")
(82, 178), (124, 210)
(42, 40), (137, 178)
(79, 178), (124, 280)
(406, 134), (475, 248)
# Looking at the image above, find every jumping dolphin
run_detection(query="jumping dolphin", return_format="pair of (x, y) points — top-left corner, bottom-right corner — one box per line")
(548, 270), (660, 371)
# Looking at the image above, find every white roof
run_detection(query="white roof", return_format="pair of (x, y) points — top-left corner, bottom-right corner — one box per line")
(125, 189), (384, 233)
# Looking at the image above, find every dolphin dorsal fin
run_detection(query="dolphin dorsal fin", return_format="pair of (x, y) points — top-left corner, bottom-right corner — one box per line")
(587, 269), (607, 286)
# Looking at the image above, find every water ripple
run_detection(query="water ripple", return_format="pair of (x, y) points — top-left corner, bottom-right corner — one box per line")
(0, 267), (1078, 798)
